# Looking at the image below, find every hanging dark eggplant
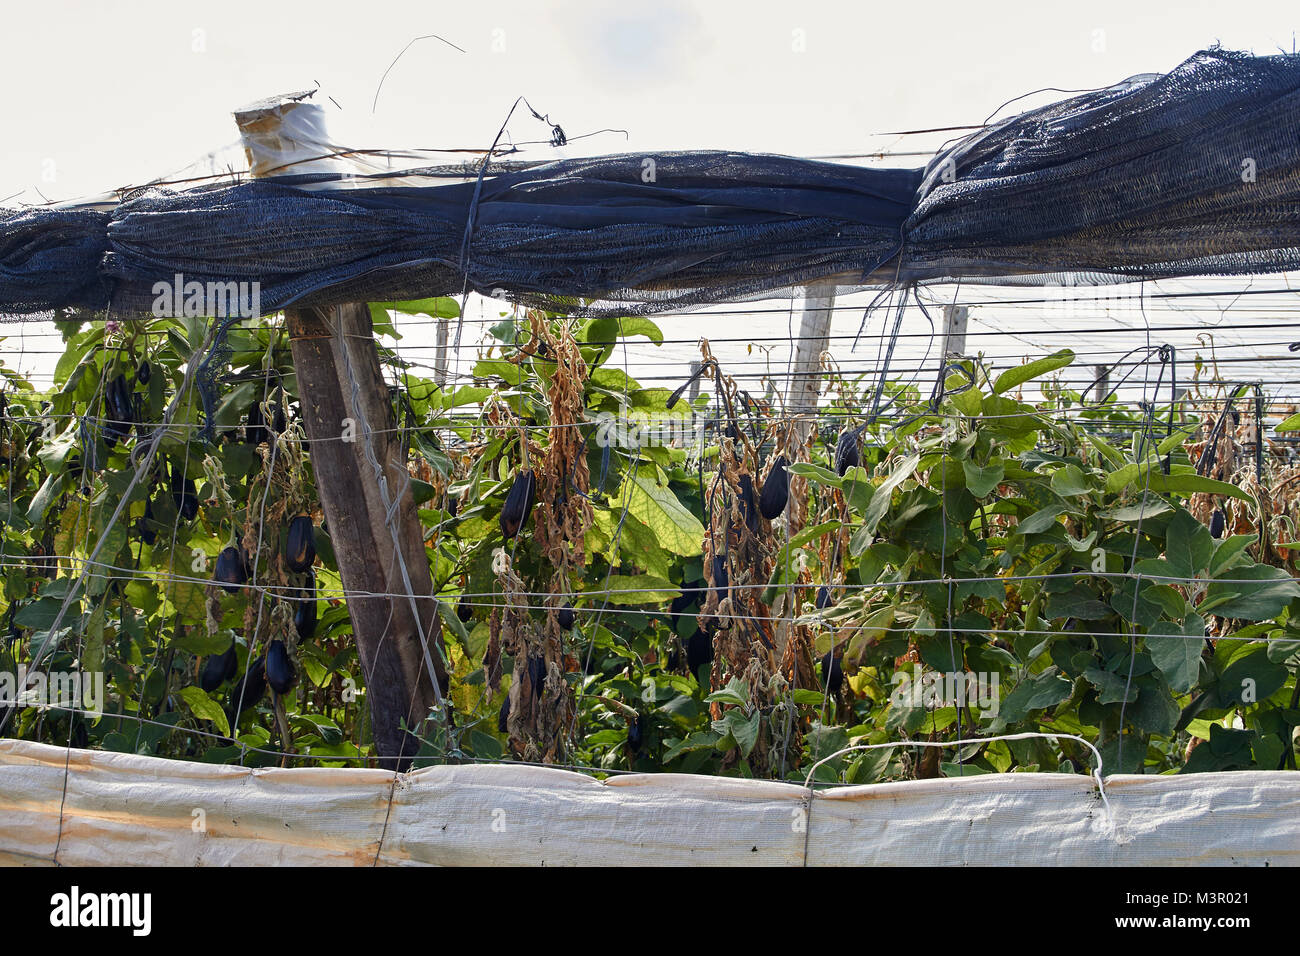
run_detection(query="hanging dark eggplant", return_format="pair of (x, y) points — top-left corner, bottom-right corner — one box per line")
(213, 546), (247, 593)
(456, 594), (474, 624)
(136, 359), (151, 385)
(135, 500), (157, 546)
(285, 515), (316, 573)
(294, 570), (318, 640)
(104, 374), (133, 443)
(266, 639), (296, 695)
(230, 657), (267, 715)
(711, 554), (729, 601)
(816, 585), (834, 609)
(526, 654), (547, 701)
(627, 713), (644, 754)
(1210, 508), (1225, 539)
(759, 455), (790, 520)
(821, 650), (844, 695)
(834, 426), (861, 476)
(737, 474), (759, 533)
(245, 403), (268, 445)
(131, 392), (146, 441)
(171, 469), (199, 521)
(556, 602), (576, 630)
(668, 585), (699, 631)
(78, 419), (104, 472)
(687, 628), (713, 679)
(200, 640), (239, 692)
(499, 469), (537, 539)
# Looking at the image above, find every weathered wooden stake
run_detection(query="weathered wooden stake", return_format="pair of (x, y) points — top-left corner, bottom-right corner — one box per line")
(285, 305), (446, 768)
(1093, 365), (1111, 404)
(942, 305), (969, 357)
(787, 282), (837, 442)
(236, 97), (445, 769)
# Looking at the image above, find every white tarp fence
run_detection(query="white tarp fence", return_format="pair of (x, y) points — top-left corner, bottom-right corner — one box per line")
(1, 739), (1296, 866)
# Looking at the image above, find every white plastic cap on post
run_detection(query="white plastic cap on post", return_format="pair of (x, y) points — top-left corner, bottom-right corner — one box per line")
(234, 91), (348, 180)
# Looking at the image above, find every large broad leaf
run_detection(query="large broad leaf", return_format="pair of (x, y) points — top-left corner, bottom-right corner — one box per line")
(1016, 503), (1065, 535)
(961, 459), (1004, 498)
(1147, 471), (1255, 503)
(845, 606), (896, 664)
(979, 396), (1041, 436)
(156, 543), (206, 623)
(26, 473), (62, 525)
(1204, 565), (1300, 621)
(435, 599), (473, 652)
(712, 709), (761, 757)
(617, 513), (675, 579)
(993, 349), (1075, 395)
(1217, 646), (1288, 706)
(863, 453), (920, 535)
(788, 520), (841, 549)
(1044, 583), (1111, 620)
(370, 297), (459, 321)
(1099, 499), (1172, 522)
(601, 574), (679, 606)
(179, 686), (230, 737)
(788, 462), (841, 487)
(439, 385), (493, 409)
(625, 475), (705, 557)
(36, 429), (79, 475)
(52, 325), (104, 387)
(1110, 576), (1163, 628)
(1142, 584), (1187, 621)
(1129, 675), (1181, 736)
(1180, 724), (1256, 773)
(583, 316), (664, 346)
(1163, 509), (1214, 581)
(213, 381), (259, 430)
(15, 597), (68, 632)
(1083, 666), (1138, 705)
(998, 667), (1072, 722)
(1107, 463), (1254, 503)
(1209, 534), (1254, 577)
(1147, 614), (1205, 694)
(1049, 463), (1094, 497)
(841, 467), (874, 514)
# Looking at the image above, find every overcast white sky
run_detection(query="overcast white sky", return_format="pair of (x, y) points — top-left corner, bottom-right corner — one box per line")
(3, 1), (1300, 403)
(4, 0), (1297, 202)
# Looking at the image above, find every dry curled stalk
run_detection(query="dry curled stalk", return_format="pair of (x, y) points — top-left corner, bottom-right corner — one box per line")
(696, 342), (820, 773)
(493, 313), (593, 763)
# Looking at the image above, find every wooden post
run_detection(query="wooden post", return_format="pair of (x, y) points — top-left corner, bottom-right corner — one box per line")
(942, 305), (968, 357)
(434, 315), (450, 388)
(1093, 365), (1111, 404)
(236, 97), (446, 769)
(285, 305), (445, 767)
(788, 282), (836, 441)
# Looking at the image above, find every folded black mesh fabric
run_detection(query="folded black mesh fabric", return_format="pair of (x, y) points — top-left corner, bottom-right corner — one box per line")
(3, 48), (1300, 321)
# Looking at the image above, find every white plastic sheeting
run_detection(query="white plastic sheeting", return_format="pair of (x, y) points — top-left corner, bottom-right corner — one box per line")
(1, 739), (1296, 866)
